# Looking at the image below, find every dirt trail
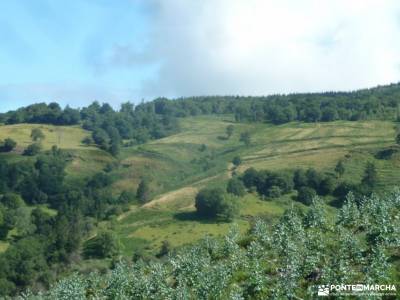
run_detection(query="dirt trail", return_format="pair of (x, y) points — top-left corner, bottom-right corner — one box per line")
(143, 186), (198, 208)
(118, 163), (234, 220)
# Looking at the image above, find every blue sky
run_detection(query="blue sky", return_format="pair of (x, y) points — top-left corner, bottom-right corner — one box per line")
(1, 0), (400, 112)
(0, 0), (156, 111)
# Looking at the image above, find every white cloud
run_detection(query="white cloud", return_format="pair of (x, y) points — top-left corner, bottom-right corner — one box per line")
(139, 0), (400, 97)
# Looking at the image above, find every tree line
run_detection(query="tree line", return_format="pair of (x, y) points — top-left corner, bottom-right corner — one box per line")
(2, 82), (400, 155)
(192, 158), (382, 225)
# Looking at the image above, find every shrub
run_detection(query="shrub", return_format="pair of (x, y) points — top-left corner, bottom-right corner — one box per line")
(318, 175), (336, 196)
(82, 136), (93, 145)
(216, 194), (239, 221)
(199, 144), (207, 152)
(241, 168), (259, 188)
(335, 160), (345, 176)
(118, 191), (136, 204)
(158, 240), (172, 257)
(240, 131), (251, 146)
(23, 143), (42, 156)
(0, 138), (17, 152)
(1, 193), (25, 209)
(297, 186), (316, 205)
(232, 156), (242, 167)
(30, 128), (45, 141)
(361, 162), (378, 189)
(136, 179), (151, 203)
(293, 169), (308, 189)
(266, 185), (282, 198)
(195, 188), (239, 221)
(226, 178), (246, 196)
(83, 231), (120, 259)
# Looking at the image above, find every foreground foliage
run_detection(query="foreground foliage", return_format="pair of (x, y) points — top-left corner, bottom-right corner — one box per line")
(21, 190), (400, 299)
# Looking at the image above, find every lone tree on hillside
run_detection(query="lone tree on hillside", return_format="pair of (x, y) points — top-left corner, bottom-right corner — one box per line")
(335, 160), (345, 177)
(226, 125), (234, 139)
(232, 156), (242, 167)
(361, 162), (378, 189)
(240, 131), (251, 146)
(136, 178), (151, 203)
(31, 128), (45, 141)
(195, 188), (238, 221)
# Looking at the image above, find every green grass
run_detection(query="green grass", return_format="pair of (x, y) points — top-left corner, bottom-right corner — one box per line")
(0, 123), (113, 182)
(108, 116), (399, 256)
(0, 123), (93, 151)
(0, 241), (9, 253)
(2, 117), (400, 259)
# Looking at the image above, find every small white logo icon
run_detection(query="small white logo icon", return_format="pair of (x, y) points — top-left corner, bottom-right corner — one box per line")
(318, 285), (330, 296)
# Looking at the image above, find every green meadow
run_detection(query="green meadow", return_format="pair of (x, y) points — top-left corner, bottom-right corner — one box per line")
(1, 116), (399, 256)
(104, 116), (399, 255)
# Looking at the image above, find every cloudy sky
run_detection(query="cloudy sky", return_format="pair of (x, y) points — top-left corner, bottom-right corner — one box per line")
(1, 0), (400, 112)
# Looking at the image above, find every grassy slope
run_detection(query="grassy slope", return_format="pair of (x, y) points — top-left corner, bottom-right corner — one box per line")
(0, 118), (399, 257)
(0, 123), (113, 179)
(106, 116), (399, 256)
(0, 124), (90, 150)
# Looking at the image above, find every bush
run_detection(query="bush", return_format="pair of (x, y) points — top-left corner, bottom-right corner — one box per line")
(266, 185), (282, 198)
(297, 186), (316, 205)
(1, 193), (25, 209)
(118, 191), (136, 204)
(305, 168), (320, 189)
(195, 188), (224, 218)
(226, 178), (246, 196)
(136, 179), (151, 203)
(241, 168), (259, 188)
(335, 160), (345, 176)
(293, 169), (308, 189)
(0, 138), (17, 152)
(195, 188), (238, 221)
(318, 175), (336, 196)
(158, 240), (172, 257)
(232, 156), (242, 167)
(255, 171), (293, 196)
(83, 231), (120, 258)
(82, 136), (93, 145)
(240, 131), (251, 146)
(30, 128), (45, 141)
(23, 143), (42, 156)
(361, 162), (378, 189)
(216, 194), (239, 222)
(199, 144), (207, 152)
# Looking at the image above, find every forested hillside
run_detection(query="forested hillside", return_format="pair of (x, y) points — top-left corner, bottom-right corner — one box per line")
(21, 191), (400, 299)
(0, 83), (399, 298)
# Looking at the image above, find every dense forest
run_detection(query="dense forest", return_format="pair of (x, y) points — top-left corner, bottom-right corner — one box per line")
(0, 83), (400, 298)
(0, 146), (137, 295)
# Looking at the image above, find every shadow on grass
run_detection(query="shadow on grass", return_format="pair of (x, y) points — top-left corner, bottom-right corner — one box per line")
(173, 211), (228, 224)
(217, 135), (228, 141)
(328, 197), (344, 208)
